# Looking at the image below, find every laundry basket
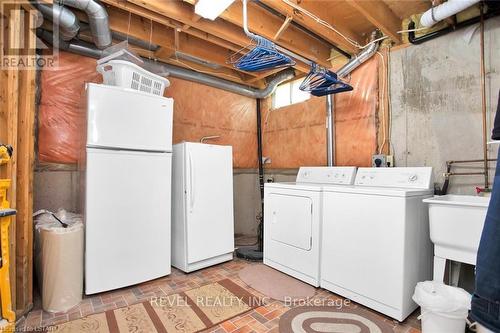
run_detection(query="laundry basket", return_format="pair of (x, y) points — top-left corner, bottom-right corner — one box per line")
(97, 60), (170, 96)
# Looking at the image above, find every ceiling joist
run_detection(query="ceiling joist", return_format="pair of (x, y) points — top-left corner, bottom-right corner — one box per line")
(346, 0), (403, 44)
(258, 0), (362, 54)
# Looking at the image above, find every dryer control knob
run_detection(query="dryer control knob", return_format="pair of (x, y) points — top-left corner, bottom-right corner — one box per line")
(409, 174), (418, 182)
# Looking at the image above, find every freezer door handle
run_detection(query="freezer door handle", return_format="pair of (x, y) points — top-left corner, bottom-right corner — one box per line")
(188, 152), (195, 211)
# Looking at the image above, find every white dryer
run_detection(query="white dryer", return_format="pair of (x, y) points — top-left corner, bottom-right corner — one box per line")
(264, 167), (357, 287)
(320, 167), (434, 321)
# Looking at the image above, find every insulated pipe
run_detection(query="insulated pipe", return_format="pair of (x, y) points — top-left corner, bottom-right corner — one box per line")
(37, 31), (295, 99)
(420, 0), (480, 27)
(34, 3), (80, 41)
(56, 0), (112, 49)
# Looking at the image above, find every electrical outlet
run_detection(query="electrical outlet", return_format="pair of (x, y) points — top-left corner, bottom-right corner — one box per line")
(372, 154), (387, 167)
(386, 155), (394, 167)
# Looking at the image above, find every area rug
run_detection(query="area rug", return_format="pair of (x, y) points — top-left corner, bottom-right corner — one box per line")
(279, 306), (395, 333)
(238, 264), (316, 301)
(49, 279), (257, 333)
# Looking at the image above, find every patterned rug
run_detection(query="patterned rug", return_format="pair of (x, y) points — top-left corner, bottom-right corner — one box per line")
(49, 279), (257, 333)
(238, 264), (316, 301)
(279, 306), (395, 333)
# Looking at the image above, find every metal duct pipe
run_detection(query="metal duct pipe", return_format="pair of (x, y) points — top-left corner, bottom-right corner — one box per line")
(56, 0), (112, 49)
(325, 31), (381, 166)
(34, 3), (80, 41)
(145, 61), (295, 99)
(38, 31), (295, 99)
(337, 31), (380, 78)
(326, 95), (334, 166)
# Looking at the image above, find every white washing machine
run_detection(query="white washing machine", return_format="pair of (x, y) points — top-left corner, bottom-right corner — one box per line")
(320, 167), (434, 321)
(264, 167), (357, 287)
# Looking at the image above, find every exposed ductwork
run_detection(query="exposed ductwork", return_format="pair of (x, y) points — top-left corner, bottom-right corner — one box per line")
(56, 0), (112, 49)
(337, 31), (380, 79)
(145, 61), (295, 99)
(325, 31), (381, 166)
(33, 3), (80, 41)
(420, 0), (480, 28)
(37, 30), (295, 99)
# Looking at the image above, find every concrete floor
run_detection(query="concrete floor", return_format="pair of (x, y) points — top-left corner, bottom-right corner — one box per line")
(18, 258), (422, 333)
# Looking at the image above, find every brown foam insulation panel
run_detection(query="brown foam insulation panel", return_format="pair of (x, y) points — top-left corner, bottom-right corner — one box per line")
(165, 78), (257, 168)
(262, 95), (327, 168)
(38, 51), (102, 164)
(335, 57), (378, 167)
(262, 57), (378, 168)
(38, 52), (257, 168)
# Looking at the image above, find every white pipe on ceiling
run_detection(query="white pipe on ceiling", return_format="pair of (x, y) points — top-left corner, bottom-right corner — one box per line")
(420, 0), (480, 28)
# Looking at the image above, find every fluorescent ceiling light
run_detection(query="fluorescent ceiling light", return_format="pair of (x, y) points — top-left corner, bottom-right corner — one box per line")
(195, 0), (235, 20)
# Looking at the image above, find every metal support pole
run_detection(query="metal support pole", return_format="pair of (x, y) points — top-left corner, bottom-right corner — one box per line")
(326, 95), (334, 166)
(480, 6), (490, 190)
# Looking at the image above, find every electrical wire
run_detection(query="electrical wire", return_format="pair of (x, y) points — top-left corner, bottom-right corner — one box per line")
(397, 27), (428, 34)
(281, 0), (364, 49)
(377, 51), (387, 155)
(281, 0), (430, 51)
(387, 46), (394, 156)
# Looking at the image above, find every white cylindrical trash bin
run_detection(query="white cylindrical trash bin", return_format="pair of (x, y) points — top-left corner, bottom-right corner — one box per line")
(413, 281), (471, 333)
(34, 209), (84, 313)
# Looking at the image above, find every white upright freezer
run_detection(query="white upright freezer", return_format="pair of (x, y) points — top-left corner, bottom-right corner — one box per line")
(82, 83), (173, 294)
(171, 142), (235, 272)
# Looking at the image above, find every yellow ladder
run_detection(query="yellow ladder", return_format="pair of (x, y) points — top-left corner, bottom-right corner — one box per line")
(0, 145), (15, 331)
(0, 183), (15, 332)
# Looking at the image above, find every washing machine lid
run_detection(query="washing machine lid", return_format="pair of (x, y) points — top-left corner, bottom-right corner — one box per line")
(322, 185), (433, 197)
(324, 167), (434, 197)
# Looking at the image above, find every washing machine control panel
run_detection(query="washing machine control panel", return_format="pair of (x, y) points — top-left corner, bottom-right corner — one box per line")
(355, 167), (433, 189)
(297, 167), (357, 185)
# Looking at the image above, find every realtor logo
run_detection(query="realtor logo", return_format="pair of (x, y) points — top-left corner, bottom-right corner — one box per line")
(1, 1), (59, 69)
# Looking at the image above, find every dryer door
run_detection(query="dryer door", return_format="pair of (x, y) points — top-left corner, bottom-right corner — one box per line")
(268, 193), (313, 250)
(264, 188), (321, 286)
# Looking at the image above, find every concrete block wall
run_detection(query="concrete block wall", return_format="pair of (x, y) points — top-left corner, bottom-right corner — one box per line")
(34, 168), (298, 238)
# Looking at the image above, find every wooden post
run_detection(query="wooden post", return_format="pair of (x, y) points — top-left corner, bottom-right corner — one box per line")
(0, 2), (36, 316)
(15, 5), (36, 314)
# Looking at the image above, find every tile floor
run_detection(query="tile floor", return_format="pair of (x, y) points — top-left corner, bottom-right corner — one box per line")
(18, 259), (421, 332)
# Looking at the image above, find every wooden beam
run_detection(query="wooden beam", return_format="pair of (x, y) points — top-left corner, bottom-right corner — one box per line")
(121, 0), (312, 73)
(273, 16), (293, 41)
(346, 0), (402, 44)
(101, 0), (242, 52)
(219, 1), (332, 67)
(15, 6), (36, 315)
(101, 0), (304, 78)
(259, 0), (361, 54)
(0, 2), (21, 315)
(77, 7), (258, 80)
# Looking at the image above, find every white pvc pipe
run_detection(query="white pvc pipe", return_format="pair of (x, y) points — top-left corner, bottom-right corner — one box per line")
(420, 0), (480, 27)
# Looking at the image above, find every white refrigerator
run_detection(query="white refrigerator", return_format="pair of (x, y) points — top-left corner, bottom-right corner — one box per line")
(171, 142), (235, 272)
(82, 83), (173, 294)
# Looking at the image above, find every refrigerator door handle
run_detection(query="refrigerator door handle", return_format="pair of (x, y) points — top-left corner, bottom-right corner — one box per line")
(188, 152), (195, 211)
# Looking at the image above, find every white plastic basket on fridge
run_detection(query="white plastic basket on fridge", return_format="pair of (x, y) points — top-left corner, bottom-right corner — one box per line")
(96, 60), (170, 96)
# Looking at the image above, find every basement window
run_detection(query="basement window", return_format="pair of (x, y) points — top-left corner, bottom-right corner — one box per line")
(272, 78), (310, 109)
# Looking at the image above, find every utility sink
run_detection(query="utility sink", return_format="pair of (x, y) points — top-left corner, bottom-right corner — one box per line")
(424, 195), (490, 267)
